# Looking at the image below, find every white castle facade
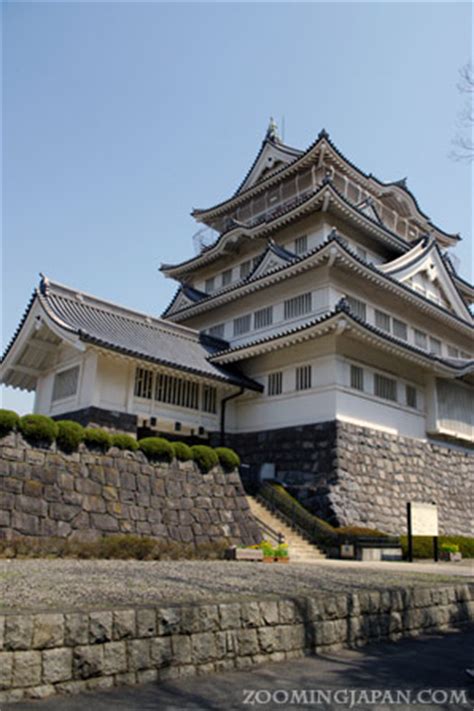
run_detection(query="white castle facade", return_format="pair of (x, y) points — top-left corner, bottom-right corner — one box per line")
(2, 123), (473, 450)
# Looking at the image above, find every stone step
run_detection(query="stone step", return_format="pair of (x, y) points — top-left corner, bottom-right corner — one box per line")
(246, 495), (326, 560)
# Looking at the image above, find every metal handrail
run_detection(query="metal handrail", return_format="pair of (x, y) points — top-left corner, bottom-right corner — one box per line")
(252, 514), (285, 545)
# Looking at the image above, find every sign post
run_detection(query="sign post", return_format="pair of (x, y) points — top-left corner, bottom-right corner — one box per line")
(406, 502), (439, 563)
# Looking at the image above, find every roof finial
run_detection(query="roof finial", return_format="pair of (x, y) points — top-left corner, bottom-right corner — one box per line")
(266, 117), (280, 142)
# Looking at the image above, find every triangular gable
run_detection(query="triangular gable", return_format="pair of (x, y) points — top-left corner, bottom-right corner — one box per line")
(236, 140), (302, 195)
(249, 241), (295, 280)
(357, 198), (384, 225)
(163, 286), (205, 317)
(383, 242), (472, 320)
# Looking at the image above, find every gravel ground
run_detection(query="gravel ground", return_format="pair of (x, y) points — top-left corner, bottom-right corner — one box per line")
(0, 559), (468, 613)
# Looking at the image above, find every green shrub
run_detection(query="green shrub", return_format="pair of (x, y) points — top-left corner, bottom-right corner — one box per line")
(441, 543), (459, 554)
(0, 535), (230, 561)
(274, 543), (289, 558)
(172, 441), (194, 462)
(191, 445), (219, 473)
(111, 433), (138, 451)
(138, 437), (174, 462)
(215, 446), (240, 472)
(336, 526), (388, 538)
(400, 535), (474, 559)
(83, 427), (112, 452)
(19, 414), (58, 446)
(56, 420), (84, 453)
(0, 409), (20, 437)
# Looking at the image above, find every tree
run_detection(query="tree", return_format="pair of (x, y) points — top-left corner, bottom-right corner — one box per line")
(451, 61), (473, 162)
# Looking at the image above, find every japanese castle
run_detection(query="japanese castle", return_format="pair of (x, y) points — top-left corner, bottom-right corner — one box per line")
(2, 122), (473, 451)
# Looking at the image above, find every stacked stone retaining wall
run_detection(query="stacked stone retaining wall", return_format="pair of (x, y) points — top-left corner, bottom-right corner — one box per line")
(225, 420), (474, 536)
(0, 433), (260, 546)
(1, 584), (473, 702)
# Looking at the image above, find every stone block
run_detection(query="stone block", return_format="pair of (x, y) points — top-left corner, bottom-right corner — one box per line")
(12, 650), (42, 687)
(237, 629), (259, 657)
(259, 600), (279, 626)
(136, 608), (156, 638)
(42, 647), (73, 684)
(64, 613), (89, 646)
(103, 641), (127, 675)
(23, 684), (55, 700)
(73, 645), (104, 679)
(127, 639), (151, 671)
(181, 605), (219, 634)
(90, 513), (120, 532)
(191, 632), (217, 664)
(89, 611), (113, 643)
(113, 610), (136, 640)
(219, 603), (241, 630)
(241, 601), (261, 628)
(5, 615), (33, 650)
(171, 635), (192, 665)
(114, 671), (137, 686)
(11, 511), (40, 536)
(150, 637), (172, 667)
(32, 614), (64, 649)
(0, 651), (13, 689)
(157, 607), (181, 636)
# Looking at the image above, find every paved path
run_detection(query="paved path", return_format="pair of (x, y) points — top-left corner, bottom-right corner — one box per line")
(315, 557), (474, 578)
(8, 627), (474, 710)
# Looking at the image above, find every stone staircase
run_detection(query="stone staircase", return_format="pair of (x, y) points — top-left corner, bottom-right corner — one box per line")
(247, 495), (326, 562)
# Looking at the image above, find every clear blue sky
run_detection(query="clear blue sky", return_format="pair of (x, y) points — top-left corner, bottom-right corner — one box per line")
(2, 1), (472, 414)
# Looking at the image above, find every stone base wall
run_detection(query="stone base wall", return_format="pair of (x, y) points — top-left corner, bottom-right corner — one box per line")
(52, 407), (137, 434)
(0, 433), (260, 546)
(1, 584), (473, 702)
(226, 420), (474, 536)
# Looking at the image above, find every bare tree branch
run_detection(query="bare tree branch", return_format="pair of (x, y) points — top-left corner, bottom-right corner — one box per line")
(451, 61), (474, 162)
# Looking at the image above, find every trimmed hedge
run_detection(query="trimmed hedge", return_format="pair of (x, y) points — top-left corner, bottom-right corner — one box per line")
(172, 441), (194, 462)
(400, 535), (474, 559)
(0, 409), (243, 473)
(0, 409), (20, 437)
(111, 433), (138, 451)
(191, 445), (219, 473)
(215, 447), (240, 472)
(19, 414), (59, 446)
(83, 427), (112, 452)
(56, 420), (84, 453)
(138, 437), (174, 463)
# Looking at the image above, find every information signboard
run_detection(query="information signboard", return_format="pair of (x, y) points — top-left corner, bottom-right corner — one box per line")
(406, 502), (439, 562)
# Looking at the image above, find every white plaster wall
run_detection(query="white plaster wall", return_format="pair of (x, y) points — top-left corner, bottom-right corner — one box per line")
(96, 356), (130, 410)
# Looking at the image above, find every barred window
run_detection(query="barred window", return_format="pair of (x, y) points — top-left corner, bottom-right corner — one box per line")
(267, 371), (283, 396)
(155, 373), (200, 410)
(208, 323), (225, 339)
(205, 277), (215, 294)
(429, 337), (442, 355)
(447, 345), (459, 358)
(294, 235), (308, 255)
(239, 260), (252, 279)
(134, 367), (153, 399)
(393, 318), (408, 341)
(414, 329), (428, 349)
(406, 384), (417, 409)
(284, 292), (312, 320)
(202, 385), (217, 414)
(295, 365), (312, 391)
(52, 366), (80, 401)
(374, 373), (397, 402)
(222, 269), (232, 287)
(254, 306), (273, 330)
(350, 365), (364, 392)
(233, 314), (251, 336)
(375, 309), (391, 333)
(346, 296), (366, 320)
